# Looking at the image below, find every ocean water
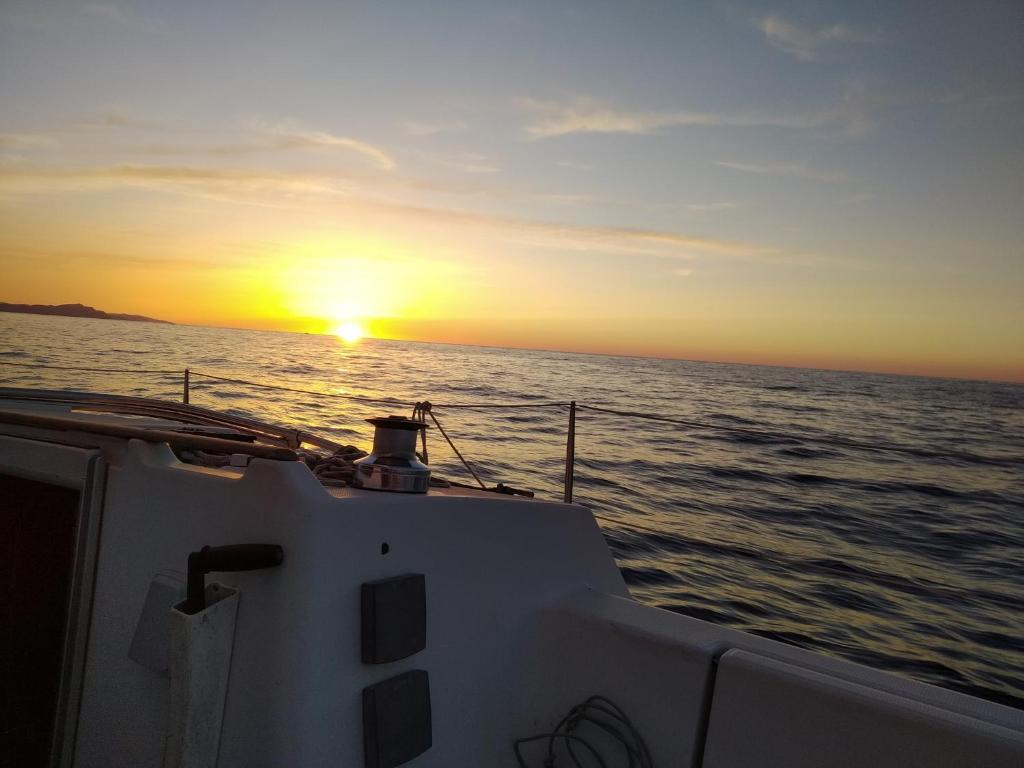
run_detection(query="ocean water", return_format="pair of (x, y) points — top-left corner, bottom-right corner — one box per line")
(2, 312), (1023, 708)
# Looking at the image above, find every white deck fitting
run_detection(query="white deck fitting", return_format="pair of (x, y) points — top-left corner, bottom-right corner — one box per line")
(0, 399), (1021, 768)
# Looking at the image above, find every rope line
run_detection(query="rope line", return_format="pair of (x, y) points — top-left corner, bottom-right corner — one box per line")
(431, 401), (566, 410)
(577, 403), (1022, 467)
(513, 695), (653, 768)
(190, 371), (565, 410)
(427, 410), (488, 490)
(593, 512), (674, 539)
(188, 371), (413, 407)
(0, 360), (179, 375)
(3, 359), (1019, 465)
(0, 362), (565, 410)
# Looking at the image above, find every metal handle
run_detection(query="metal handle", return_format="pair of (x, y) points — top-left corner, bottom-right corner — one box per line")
(184, 544), (283, 614)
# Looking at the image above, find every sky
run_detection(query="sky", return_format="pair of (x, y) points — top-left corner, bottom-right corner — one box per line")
(1, 1), (1022, 381)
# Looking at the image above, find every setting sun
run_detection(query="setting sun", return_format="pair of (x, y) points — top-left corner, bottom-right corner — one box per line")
(332, 321), (365, 344)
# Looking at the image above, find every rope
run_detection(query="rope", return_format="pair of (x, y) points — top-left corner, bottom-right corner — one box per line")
(0, 360), (179, 375)
(411, 402), (430, 464)
(427, 409), (487, 490)
(432, 401), (566, 410)
(189, 371), (564, 410)
(188, 371), (413, 407)
(513, 695), (653, 768)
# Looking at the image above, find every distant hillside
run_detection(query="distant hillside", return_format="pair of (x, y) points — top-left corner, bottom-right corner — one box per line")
(0, 302), (171, 324)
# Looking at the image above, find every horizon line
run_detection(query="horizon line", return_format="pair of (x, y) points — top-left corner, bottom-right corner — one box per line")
(3, 308), (1021, 387)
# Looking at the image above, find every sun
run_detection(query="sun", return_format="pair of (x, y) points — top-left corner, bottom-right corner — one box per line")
(332, 321), (365, 344)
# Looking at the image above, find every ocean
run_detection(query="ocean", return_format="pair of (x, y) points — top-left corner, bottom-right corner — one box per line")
(2, 311), (1022, 708)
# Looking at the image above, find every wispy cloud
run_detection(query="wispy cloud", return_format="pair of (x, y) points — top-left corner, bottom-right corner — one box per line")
(411, 150), (500, 174)
(555, 160), (594, 170)
(538, 193), (596, 205)
(80, 2), (164, 31)
(257, 126), (396, 170)
(0, 164), (340, 204)
(68, 109), (397, 170)
(81, 2), (133, 24)
(402, 205), (785, 262)
(686, 202), (738, 212)
(714, 160), (848, 183)
(138, 124), (396, 170)
(523, 88), (879, 138)
(673, 268), (694, 277)
(0, 134), (54, 149)
(837, 192), (875, 205)
(0, 162), (806, 265)
(74, 106), (172, 130)
(754, 14), (879, 61)
(401, 119), (468, 136)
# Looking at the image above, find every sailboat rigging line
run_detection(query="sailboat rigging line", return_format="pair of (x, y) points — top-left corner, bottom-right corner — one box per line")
(427, 409), (488, 490)
(576, 403), (1023, 467)
(3, 361), (1020, 466)
(431, 401), (566, 409)
(188, 371), (412, 407)
(0, 360), (180, 375)
(593, 513), (673, 539)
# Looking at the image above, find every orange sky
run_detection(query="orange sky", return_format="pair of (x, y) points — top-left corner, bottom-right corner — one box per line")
(1, 1), (1022, 383)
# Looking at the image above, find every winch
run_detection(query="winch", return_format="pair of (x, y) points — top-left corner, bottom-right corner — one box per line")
(351, 415), (430, 493)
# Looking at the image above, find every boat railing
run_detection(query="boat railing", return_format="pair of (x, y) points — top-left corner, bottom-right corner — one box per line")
(2, 361), (1021, 506)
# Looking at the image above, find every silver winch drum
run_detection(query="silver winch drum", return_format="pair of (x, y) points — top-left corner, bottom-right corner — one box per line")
(351, 416), (430, 493)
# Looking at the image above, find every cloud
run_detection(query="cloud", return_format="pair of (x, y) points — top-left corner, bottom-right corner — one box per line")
(138, 123), (397, 170)
(0, 134), (54, 149)
(539, 193), (595, 205)
(81, 2), (133, 24)
(714, 160), (848, 183)
(0, 245), (217, 271)
(673, 268), (694, 277)
(67, 109), (396, 170)
(74, 106), (172, 130)
(411, 150), (500, 174)
(401, 120), (468, 136)
(686, 202), (738, 212)
(523, 88), (879, 139)
(0, 164), (340, 206)
(79, 2), (164, 31)
(0, 162), (804, 265)
(754, 15), (879, 61)
(258, 127), (396, 170)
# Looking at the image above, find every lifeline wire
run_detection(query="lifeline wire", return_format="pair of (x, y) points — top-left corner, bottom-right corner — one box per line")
(3, 360), (1019, 465)
(0, 360), (180, 375)
(188, 370), (564, 410)
(576, 402), (1022, 467)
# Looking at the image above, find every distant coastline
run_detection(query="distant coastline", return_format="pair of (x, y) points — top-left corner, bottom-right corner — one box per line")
(0, 302), (171, 324)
